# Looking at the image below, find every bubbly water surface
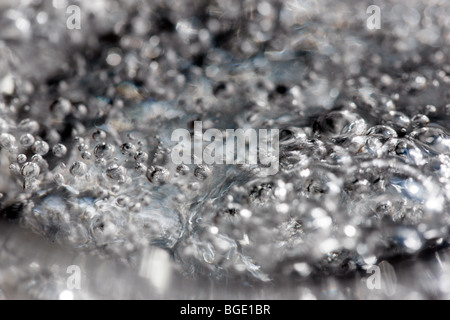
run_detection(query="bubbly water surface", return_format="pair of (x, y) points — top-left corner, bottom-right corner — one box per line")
(0, 0), (449, 299)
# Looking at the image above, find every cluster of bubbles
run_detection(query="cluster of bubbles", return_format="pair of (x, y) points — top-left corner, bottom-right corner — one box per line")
(0, 0), (449, 298)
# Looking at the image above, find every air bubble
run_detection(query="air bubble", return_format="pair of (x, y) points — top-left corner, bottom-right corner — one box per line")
(95, 158), (107, 168)
(81, 151), (92, 160)
(94, 142), (115, 159)
(9, 163), (21, 175)
(50, 98), (72, 117)
(120, 143), (136, 157)
(314, 111), (366, 137)
(70, 161), (87, 177)
(176, 164), (190, 176)
(194, 165), (211, 181)
(0, 133), (16, 150)
(19, 133), (34, 147)
(116, 196), (130, 207)
(32, 140), (50, 156)
(383, 111), (410, 133)
(18, 119), (40, 133)
(21, 162), (40, 178)
(135, 163), (147, 175)
(92, 130), (107, 141)
(17, 154), (27, 164)
(134, 151), (149, 163)
(147, 166), (170, 185)
(106, 164), (126, 182)
(411, 114), (430, 128)
(53, 173), (65, 185)
(52, 144), (67, 157)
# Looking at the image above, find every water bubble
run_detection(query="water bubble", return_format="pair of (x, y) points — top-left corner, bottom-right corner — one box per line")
(9, 163), (21, 175)
(92, 130), (107, 141)
(0, 133), (17, 150)
(106, 164), (126, 182)
(81, 151), (92, 160)
(21, 162), (40, 178)
(314, 111), (366, 138)
(53, 173), (65, 185)
(18, 118), (40, 133)
(74, 137), (85, 146)
(130, 202), (142, 213)
(194, 165), (211, 181)
(411, 114), (430, 128)
(135, 163), (147, 175)
(32, 140), (50, 156)
(147, 166), (170, 185)
(395, 140), (424, 165)
(383, 111), (410, 134)
(376, 200), (393, 217)
(95, 158), (107, 168)
(116, 196), (130, 207)
(70, 161), (87, 177)
(94, 143), (115, 159)
(72, 103), (88, 119)
(78, 144), (89, 152)
(411, 127), (450, 153)
(52, 144), (67, 157)
(50, 98), (72, 117)
(367, 125), (398, 139)
(120, 143), (136, 157)
(176, 164), (190, 176)
(134, 151), (149, 163)
(19, 133), (36, 147)
(17, 154), (27, 164)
